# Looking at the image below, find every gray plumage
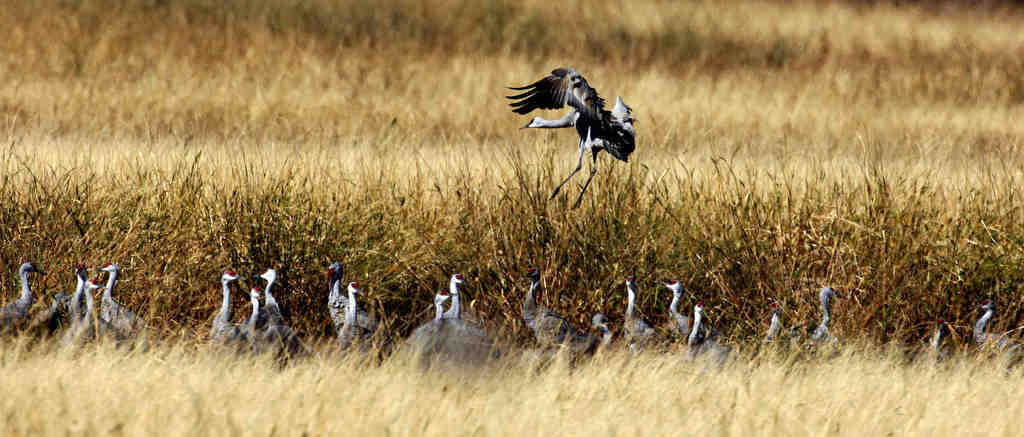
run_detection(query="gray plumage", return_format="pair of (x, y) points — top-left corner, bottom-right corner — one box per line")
(210, 270), (246, 345)
(409, 276), (496, 367)
(259, 268), (283, 328)
(522, 268), (587, 349)
(0, 262), (43, 331)
(327, 263), (377, 338)
(973, 300), (1020, 353)
(688, 302), (732, 363)
(665, 281), (692, 339)
(811, 287), (841, 344)
(624, 276), (657, 352)
(338, 282), (375, 349)
(99, 262), (147, 336)
(508, 68), (637, 208)
(64, 279), (126, 346)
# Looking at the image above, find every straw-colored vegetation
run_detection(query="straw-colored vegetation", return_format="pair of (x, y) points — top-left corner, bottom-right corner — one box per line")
(2, 0), (1024, 433)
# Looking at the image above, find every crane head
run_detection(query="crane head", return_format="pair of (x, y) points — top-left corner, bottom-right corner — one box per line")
(222, 270), (240, 282)
(526, 268), (540, 281)
(260, 269), (277, 283)
(626, 275), (635, 283)
(21, 262), (44, 275)
(452, 274), (465, 285)
(348, 282), (361, 295)
(100, 262), (118, 273)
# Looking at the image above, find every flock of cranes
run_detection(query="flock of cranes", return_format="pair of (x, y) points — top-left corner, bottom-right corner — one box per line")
(2, 260), (1018, 366)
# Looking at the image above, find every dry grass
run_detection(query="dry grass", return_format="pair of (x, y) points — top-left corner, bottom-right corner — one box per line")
(2, 0), (1024, 349)
(2, 340), (1024, 436)
(4, 0), (1024, 434)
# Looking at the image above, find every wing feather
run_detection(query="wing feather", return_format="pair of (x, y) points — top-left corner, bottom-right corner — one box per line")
(506, 68), (604, 119)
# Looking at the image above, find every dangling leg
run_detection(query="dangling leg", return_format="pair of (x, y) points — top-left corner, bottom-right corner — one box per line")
(572, 149), (600, 209)
(549, 137), (586, 200)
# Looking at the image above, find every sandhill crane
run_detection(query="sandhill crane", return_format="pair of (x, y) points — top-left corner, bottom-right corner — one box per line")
(688, 302), (731, 363)
(664, 281), (692, 339)
(98, 262), (147, 335)
(507, 68), (636, 208)
(242, 286), (263, 341)
(338, 282), (375, 349)
(973, 300), (1020, 353)
(591, 313), (614, 351)
(211, 270), (246, 345)
(259, 268), (282, 328)
(811, 287), (841, 344)
(0, 262), (44, 331)
(407, 290), (452, 345)
(442, 274), (469, 320)
(327, 263), (378, 339)
(927, 317), (951, 362)
(624, 276), (657, 352)
(523, 267), (587, 349)
(65, 279), (125, 346)
(420, 276), (496, 367)
(765, 303), (782, 344)
(27, 264), (86, 337)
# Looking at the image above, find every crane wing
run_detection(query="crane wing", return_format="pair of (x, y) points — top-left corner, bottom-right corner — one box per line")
(506, 68), (605, 120)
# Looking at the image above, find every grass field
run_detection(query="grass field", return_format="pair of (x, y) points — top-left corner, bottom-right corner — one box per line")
(2, 0), (1024, 434)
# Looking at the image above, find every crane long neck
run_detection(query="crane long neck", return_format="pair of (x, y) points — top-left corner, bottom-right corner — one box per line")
(669, 291), (680, 317)
(766, 312), (781, 342)
(218, 280), (232, 322)
(626, 284), (636, 320)
(688, 309), (702, 346)
(597, 323), (612, 346)
(264, 276), (276, 301)
(820, 294), (831, 326)
(247, 295), (260, 331)
(445, 281), (461, 319)
(975, 308), (994, 338)
(931, 325), (946, 350)
(329, 278), (341, 303)
(19, 269), (32, 302)
(104, 269), (118, 300)
(524, 278), (539, 311)
(434, 297), (445, 321)
(345, 288), (358, 324)
(70, 276), (86, 320)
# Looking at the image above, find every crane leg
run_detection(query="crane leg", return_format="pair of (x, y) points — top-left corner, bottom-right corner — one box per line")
(549, 139), (586, 200)
(572, 150), (600, 209)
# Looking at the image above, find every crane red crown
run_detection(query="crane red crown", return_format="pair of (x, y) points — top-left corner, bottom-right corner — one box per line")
(102, 262), (113, 268)
(328, 267), (336, 275)
(626, 275), (635, 282)
(667, 280), (677, 285)
(89, 279), (100, 285)
(696, 301), (704, 307)
(440, 290), (450, 296)
(528, 268), (537, 274)
(454, 274), (464, 281)
(75, 263), (84, 269)
(351, 282), (360, 289)
(225, 269), (237, 276)
(937, 317), (944, 323)
(252, 286), (262, 292)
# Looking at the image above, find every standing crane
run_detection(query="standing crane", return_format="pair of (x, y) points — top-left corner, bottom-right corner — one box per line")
(327, 263), (377, 339)
(507, 68), (636, 208)
(522, 267), (587, 350)
(687, 302), (731, 363)
(973, 300), (1020, 353)
(664, 281), (692, 340)
(98, 262), (147, 336)
(211, 270), (246, 345)
(811, 287), (842, 344)
(0, 262), (44, 332)
(623, 276), (657, 352)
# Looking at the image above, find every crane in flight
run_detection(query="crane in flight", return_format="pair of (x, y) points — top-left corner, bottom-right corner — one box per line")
(507, 68), (636, 208)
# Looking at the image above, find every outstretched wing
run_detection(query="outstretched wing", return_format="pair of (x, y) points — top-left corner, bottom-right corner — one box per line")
(506, 68), (605, 120)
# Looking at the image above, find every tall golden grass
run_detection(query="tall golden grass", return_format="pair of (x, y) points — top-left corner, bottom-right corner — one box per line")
(2, 0), (1024, 347)
(3, 340), (1024, 436)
